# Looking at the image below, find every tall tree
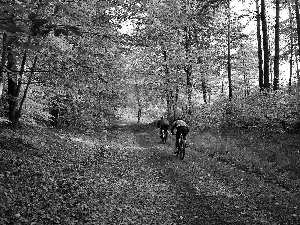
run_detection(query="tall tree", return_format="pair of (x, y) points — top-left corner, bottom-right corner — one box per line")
(261, 0), (270, 90)
(256, 0), (264, 90)
(227, 0), (232, 100)
(295, 0), (300, 86)
(287, 0), (294, 90)
(161, 44), (173, 119)
(184, 25), (193, 115)
(273, 0), (280, 91)
(0, 34), (10, 105)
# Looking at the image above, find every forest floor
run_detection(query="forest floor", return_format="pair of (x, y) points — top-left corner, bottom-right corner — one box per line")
(0, 122), (300, 224)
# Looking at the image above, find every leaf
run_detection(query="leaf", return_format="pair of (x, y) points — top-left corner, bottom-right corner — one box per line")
(28, 12), (37, 20)
(32, 18), (50, 27)
(67, 26), (81, 36)
(1, 24), (24, 34)
(3, 4), (14, 13)
(61, 29), (69, 36)
(54, 28), (62, 37)
(19, 42), (43, 51)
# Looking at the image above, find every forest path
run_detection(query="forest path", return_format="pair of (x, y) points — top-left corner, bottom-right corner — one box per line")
(109, 122), (300, 225)
(1, 122), (300, 224)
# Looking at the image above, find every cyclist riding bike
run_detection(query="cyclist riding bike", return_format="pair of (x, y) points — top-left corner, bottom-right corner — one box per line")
(157, 116), (169, 139)
(171, 117), (189, 154)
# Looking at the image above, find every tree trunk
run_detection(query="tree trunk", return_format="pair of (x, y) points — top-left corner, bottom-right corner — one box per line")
(296, 54), (300, 84)
(186, 66), (192, 115)
(162, 46), (172, 118)
(256, 0), (264, 90)
(261, 0), (270, 90)
(287, 0), (294, 92)
(227, 0), (233, 100)
(6, 45), (18, 124)
(295, 0), (300, 54)
(135, 82), (142, 123)
(0, 33), (11, 108)
(173, 77), (179, 121)
(295, 0), (300, 86)
(14, 55), (37, 127)
(202, 79), (208, 104)
(137, 108), (141, 123)
(184, 25), (193, 115)
(273, 0), (280, 91)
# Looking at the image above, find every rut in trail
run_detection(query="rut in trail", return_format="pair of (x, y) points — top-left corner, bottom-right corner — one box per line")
(121, 123), (300, 225)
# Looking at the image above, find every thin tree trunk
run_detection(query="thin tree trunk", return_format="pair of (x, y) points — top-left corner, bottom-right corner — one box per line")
(221, 81), (224, 93)
(261, 0), (270, 90)
(172, 66), (180, 121)
(295, 0), (300, 54)
(162, 46), (172, 118)
(0, 34), (6, 102)
(6, 45), (18, 124)
(202, 79), (208, 104)
(135, 83), (142, 123)
(287, 0), (294, 92)
(295, 0), (300, 86)
(184, 25), (193, 115)
(256, 0), (264, 90)
(0, 34), (12, 110)
(296, 54), (300, 84)
(186, 66), (192, 115)
(15, 55), (37, 127)
(273, 0), (280, 91)
(173, 85), (179, 120)
(227, 0), (232, 100)
(135, 82), (142, 123)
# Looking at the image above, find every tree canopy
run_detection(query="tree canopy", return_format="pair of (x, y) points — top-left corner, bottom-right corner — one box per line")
(0, 0), (299, 131)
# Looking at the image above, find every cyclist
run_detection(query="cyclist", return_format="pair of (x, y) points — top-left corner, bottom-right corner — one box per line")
(157, 116), (169, 139)
(171, 117), (189, 154)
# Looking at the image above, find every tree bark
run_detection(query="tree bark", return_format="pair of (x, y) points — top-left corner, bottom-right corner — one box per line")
(14, 55), (37, 127)
(261, 0), (270, 90)
(256, 0), (264, 90)
(202, 79), (208, 104)
(184, 25), (193, 115)
(273, 0), (280, 91)
(295, 0), (300, 86)
(173, 85), (179, 120)
(227, 0), (232, 100)
(287, 0), (294, 92)
(0, 33), (11, 108)
(162, 46), (172, 118)
(6, 45), (18, 124)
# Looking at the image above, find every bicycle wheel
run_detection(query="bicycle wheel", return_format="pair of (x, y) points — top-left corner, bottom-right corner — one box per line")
(179, 136), (185, 160)
(176, 137), (180, 156)
(161, 131), (167, 143)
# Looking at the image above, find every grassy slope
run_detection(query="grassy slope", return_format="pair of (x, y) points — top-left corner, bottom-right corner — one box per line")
(0, 123), (300, 224)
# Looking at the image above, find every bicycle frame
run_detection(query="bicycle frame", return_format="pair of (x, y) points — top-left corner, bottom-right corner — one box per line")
(177, 133), (185, 160)
(161, 129), (168, 143)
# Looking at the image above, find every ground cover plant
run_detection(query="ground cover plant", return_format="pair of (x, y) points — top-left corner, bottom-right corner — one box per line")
(1, 0), (300, 224)
(1, 122), (300, 224)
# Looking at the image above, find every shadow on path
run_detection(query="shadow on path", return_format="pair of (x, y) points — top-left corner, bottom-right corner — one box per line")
(111, 123), (253, 224)
(148, 149), (250, 225)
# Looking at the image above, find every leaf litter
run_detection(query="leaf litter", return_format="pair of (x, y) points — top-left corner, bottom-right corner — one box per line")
(0, 123), (300, 224)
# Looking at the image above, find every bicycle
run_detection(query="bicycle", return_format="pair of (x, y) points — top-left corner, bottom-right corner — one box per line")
(161, 129), (168, 144)
(172, 132), (186, 160)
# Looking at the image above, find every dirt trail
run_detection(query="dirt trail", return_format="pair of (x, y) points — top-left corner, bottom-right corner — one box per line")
(112, 123), (300, 225)
(1, 123), (300, 224)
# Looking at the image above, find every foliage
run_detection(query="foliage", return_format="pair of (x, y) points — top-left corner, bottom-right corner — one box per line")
(1, 122), (300, 224)
(192, 89), (300, 132)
